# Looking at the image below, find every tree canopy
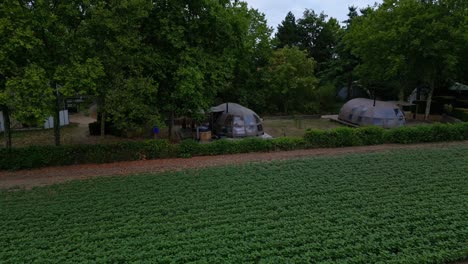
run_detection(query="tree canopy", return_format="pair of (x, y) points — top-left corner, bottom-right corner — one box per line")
(1, 0), (467, 146)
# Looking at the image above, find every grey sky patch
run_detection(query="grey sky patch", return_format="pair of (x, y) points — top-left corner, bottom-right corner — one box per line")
(245, 0), (382, 29)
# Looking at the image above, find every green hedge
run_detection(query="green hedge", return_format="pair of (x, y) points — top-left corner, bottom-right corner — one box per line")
(304, 122), (468, 147)
(0, 140), (176, 170)
(178, 137), (308, 157)
(1, 123), (467, 171)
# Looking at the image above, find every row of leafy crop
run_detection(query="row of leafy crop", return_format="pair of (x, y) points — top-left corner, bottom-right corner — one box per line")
(1, 147), (467, 262)
(1, 122), (467, 170)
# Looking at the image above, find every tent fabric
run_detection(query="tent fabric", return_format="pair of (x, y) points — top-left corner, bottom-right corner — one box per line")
(408, 87), (431, 103)
(449, 82), (468, 92)
(210, 103), (258, 116)
(210, 103), (264, 138)
(338, 98), (405, 128)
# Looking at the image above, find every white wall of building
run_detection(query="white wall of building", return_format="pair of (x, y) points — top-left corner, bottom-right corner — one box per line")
(0, 110), (69, 131)
(44, 110), (69, 129)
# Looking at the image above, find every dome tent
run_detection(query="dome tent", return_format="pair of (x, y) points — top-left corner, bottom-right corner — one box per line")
(210, 103), (264, 138)
(338, 98), (405, 128)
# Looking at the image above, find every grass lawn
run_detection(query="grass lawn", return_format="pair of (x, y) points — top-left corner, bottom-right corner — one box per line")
(0, 124), (134, 148)
(1, 147), (468, 263)
(263, 118), (342, 138)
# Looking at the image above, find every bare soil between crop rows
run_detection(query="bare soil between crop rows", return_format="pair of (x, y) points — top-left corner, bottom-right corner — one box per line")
(1, 141), (467, 190)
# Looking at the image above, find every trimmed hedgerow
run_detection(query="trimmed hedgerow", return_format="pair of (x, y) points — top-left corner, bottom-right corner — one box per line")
(1, 123), (467, 170)
(304, 122), (468, 147)
(0, 140), (176, 170)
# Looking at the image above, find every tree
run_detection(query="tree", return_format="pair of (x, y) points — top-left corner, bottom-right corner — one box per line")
(264, 47), (319, 114)
(297, 10), (341, 73)
(144, 0), (251, 138)
(0, 0), (48, 148)
(221, 8), (273, 113)
(344, 0), (463, 118)
(26, 0), (104, 145)
(274, 12), (300, 48)
(83, 0), (153, 136)
(329, 6), (361, 100)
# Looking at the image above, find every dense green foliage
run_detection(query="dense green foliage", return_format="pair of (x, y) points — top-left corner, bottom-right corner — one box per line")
(0, 140), (175, 170)
(305, 123), (468, 147)
(1, 122), (467, 170)
(343, 0), (467, 118)
(1, 147), (468, 262)
(1, 0), (467, 147)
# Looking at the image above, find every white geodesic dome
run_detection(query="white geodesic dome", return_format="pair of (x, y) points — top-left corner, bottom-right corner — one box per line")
(210, 103), (264, 138)
(338, 98), (405, 128)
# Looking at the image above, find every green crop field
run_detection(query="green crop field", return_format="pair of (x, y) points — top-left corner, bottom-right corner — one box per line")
(1, 147), (468, 263)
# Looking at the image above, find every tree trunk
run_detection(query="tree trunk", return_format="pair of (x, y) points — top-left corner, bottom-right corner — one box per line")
(424, 82), (434, 121)
(398, 86), (405, 102)
(100, 112), (106, 137)
(54, 87), (61, 146)
(168, 111), (174, 141)
(2, 106), (12, 149)
(54, 108), (61, 146)
(99, 96), (106, 137)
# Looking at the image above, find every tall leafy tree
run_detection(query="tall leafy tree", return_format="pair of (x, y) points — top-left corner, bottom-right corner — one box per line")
(144, 0), (250, 138)
(0, 0), (50, 148)
(345, 0), (464, 118)
(222, 8), (273, 113)
(329, 6), (361, 100)
(297, 10), (341, 73)
(264, 47), (319, 114)
(83, 0), (154, 135)
(274, 12), (300, 48)
(26, 0), (104, 145)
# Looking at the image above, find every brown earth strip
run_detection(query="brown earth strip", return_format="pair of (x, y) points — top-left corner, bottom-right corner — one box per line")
(1, 141), (467, 190)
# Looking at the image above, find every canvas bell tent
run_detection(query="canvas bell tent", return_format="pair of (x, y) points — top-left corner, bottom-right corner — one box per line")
(338, 98), (405, 128)
(210, 103), (264, 138)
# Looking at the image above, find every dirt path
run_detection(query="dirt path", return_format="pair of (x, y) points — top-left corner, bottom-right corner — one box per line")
(1, 141), (467, 190)
(68, 112), (96, 143)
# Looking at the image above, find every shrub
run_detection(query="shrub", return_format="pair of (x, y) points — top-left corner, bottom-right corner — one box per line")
(178, 139), (201, 157)
(143, 140), (176, 159)
(355, 126), (385, 145)
(0, 140), (173, 170)
(383, 123), (466, 144)
(304, 127), (362, 148)
(304, 130), (330, 147)
(271, 137), (307, 151)
(305, 123), (468, 147)
(1, 123), (467, 171)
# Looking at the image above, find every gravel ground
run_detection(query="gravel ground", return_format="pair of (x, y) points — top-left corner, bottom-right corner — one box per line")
(1, 141), (467, 190)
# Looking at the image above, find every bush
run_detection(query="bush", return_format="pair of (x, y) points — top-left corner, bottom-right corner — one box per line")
(355, 126), (385, 145)
(304, 127), (362, 148)
(0, 140), (172, 170)
(1, 123), (467, 171)
(305, 123), (468, 147)
(178, 139), (202, 157)
(384, 123), (466, 144)
(272, 137), (307, 151)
